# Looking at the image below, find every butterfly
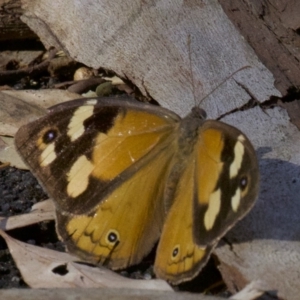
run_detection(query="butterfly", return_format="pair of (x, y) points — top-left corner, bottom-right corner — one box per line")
(15, 95), (259, 284)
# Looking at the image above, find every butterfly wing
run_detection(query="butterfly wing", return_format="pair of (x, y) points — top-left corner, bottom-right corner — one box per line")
(15, 97), (180, 214)
(154, 155), (214, 284)
(56, 140), (175, 268)
(154, 118), (259, 284)
(193, 120), (259, 246)
(15, 96), (181, 268)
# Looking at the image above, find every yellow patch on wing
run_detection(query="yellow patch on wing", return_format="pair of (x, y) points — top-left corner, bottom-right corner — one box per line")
(155, 158), (210, 284)
(67, 155), (94, 198)
(92, 110), (173, 181)
(67, 105), (94, 141)
(231, 188), (241, 212)
(238, 134), (245, 142)
(196, 128), (224, 205)
(65, 145), (174, 269)
(39, 143), (56, 167)
(204, 188), (221, 231)
(110, 110), (172, 135)
(230, 135), (245, 179)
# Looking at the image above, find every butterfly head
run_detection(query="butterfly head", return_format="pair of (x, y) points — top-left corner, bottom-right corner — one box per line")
(190, 106), (207, 120)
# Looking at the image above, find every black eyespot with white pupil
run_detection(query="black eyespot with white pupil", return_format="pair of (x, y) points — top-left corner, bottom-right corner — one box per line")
(108, 232), (117, 243)
(43, 129), (58, 144)
(240, 176), (248, 190)
(106, 230), (120, 246)
(172, 246), (179, 258)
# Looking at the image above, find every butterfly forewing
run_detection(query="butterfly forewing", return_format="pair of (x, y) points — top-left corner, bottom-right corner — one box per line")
(15, 97), (180, 215)
(193, 120), (259, 246)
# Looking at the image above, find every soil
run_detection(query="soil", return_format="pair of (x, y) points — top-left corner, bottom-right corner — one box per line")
(0, 166), (64, 288)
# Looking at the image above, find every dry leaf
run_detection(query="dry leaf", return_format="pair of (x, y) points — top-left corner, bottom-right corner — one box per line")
(230, 280), (270, 300)
(0, 230), (171, 291)
(0, 286), (224, 300)
(103, 75), (125, 85)
(21, 0), (279, 118)
(2, 89), (81, 112)
(0, 136), (28, 169)
(0, 199), (55, 231)
(0, 51), (44, 70)
(0, 92), (45, 137)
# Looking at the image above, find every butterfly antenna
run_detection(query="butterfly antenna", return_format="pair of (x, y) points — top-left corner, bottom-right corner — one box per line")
(187, 35), (250, 106)
(187, 35), (197, 106)
(198, 65), (251, 106)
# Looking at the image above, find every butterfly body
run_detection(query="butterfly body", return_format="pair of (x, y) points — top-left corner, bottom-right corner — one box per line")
(15, 96), (259, 284)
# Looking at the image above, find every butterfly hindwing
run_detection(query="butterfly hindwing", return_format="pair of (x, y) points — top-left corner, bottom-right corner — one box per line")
(56, 139), (175, 268)
(154, 155), (215, 284)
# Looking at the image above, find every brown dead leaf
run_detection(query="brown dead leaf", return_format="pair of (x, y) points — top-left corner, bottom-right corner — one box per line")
(103, 75), (125, 86)
(0, 287), (224, 300)
(0, 92), (45, 137)
(230, 280), (270, 300)
(0, 136), (28, 169)
(0, 51), (44, 72)
(0, 230), (172, 291)
(2, 89), (81, 113)
(0, 199), (55, 231)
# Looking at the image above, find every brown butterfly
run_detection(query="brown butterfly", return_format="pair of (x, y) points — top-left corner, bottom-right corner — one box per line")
(15, 96), (259, 284)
